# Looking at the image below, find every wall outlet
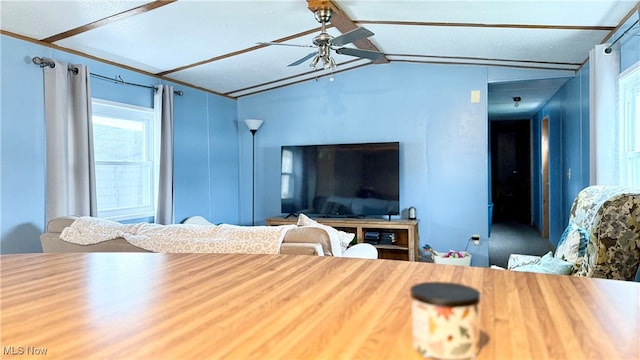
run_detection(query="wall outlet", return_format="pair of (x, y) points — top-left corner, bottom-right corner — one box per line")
(471, 234), (480, 244)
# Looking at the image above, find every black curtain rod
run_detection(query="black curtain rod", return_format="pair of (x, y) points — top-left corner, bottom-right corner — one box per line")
(88, 72), (184, 96)
(31, 57), (183, 96)
(605, 18), (639, 52)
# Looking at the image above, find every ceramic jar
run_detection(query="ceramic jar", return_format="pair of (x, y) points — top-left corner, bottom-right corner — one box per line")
(411, 282), (480, 359)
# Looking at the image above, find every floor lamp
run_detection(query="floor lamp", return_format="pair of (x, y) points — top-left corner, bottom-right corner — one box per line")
(244, 119), (264, 226)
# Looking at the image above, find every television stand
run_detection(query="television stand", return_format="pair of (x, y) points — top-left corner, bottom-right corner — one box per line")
(267, 217), (419, 261)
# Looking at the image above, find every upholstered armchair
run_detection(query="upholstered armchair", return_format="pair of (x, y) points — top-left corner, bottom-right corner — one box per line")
(508, 185), (640, 281)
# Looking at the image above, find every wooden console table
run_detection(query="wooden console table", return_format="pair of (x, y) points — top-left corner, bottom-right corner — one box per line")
(267, 217), (419, 261)
(1, 253), (638, 359)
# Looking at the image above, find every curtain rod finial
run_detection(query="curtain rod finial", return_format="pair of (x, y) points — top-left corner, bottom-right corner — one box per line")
(32, 57), (55, 68)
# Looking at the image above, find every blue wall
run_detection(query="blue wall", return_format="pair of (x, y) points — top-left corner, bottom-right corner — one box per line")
(1, 37), (47, 253)
(0, 33), (585, 255)
(530, 12), (640, 245)
(0, 35), (238, 253)
(238, 63), (490, 252)
(532, 68), (588, 245)
(172, 86), (240, 225)
(619, 15), (640, 74)
(4, 14), (637, 254)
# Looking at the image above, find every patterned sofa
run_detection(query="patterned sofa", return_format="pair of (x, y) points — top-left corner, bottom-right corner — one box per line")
(509, 185), (640, 281)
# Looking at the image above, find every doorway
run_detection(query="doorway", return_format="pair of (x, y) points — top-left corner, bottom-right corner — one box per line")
(541, 117), (549, 238)
(490, 119), (531, 224)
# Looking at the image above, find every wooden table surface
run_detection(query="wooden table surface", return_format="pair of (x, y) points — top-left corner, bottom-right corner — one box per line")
(1, 253), (638, 359)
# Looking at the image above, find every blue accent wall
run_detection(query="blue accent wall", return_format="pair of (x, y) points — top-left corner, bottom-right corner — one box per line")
(3, 14), (637, 254)
(532, 68), (589, 246)
(172, 87), (240, 224)
(238, 63), (490, 252)
(1, 37), (47, 253)
(533, 93), (564, 245)
(619, 15), (640, 74)
(0, 35), (238, 253)
(530, 116), (541, 232)
(530, 12), (639, 246)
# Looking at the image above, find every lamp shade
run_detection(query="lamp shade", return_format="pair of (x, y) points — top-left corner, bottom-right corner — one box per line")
(244, 119), (264, 131)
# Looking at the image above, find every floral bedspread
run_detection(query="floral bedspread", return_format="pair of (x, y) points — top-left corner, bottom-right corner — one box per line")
(60, 216), (294, 254)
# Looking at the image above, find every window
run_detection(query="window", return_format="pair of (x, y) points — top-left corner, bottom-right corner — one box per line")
(92, 99), (159, 220)
(619, 62), (640, 188)
(281, 149), (294, 199)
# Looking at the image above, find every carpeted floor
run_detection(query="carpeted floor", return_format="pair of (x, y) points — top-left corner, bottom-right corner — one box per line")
(489, 221), (554, 268)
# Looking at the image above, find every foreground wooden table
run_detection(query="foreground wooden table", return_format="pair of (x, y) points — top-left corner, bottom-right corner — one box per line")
(1, 253), (638, 359)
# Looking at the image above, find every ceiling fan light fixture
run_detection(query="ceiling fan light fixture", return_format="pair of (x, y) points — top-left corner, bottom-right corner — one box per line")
(269, 4), (380, 71)
(513, 96), (521, 108)
(319, 52), (337, 70)
(310, 55), (320, 69)
(322, 55), (332, 69)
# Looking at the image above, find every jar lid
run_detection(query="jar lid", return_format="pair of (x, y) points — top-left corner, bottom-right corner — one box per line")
(411, 282), (479, 306)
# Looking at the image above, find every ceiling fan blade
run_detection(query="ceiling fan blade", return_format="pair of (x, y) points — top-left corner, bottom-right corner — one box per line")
(335, 47), (384, 60)
(257, 41), (314, 48)
(331, 27), (374, 47)
(287, 52), (317, 67)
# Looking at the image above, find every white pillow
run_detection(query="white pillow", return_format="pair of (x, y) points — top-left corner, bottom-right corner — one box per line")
(337, 231), (355, 252)
(297, 214), (353, 256)
(511, 252), (574, 275)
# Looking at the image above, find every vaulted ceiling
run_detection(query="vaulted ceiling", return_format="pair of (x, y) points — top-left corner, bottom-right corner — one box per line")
(2, 0), (638, 118)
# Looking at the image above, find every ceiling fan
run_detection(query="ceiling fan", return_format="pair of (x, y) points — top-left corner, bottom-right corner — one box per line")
(259, 8), (384, 70)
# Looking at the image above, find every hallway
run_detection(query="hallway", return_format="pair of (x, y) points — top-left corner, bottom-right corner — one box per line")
(488, 221), (554, 268)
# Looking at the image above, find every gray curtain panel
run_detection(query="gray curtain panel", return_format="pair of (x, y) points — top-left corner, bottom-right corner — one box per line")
(44, 61), (97, 223)
(154, 85), (175, 225)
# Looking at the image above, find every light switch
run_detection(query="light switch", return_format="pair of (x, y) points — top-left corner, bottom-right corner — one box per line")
(470, 90), (481, 103)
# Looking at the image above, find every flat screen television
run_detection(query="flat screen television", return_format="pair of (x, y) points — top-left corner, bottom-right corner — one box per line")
(280, 141), (400, 218)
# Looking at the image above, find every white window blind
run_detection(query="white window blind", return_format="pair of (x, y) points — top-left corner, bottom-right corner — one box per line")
(92, 99), (158, 220)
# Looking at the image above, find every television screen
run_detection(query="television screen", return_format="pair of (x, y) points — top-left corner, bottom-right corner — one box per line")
(281, 142), (400, 217)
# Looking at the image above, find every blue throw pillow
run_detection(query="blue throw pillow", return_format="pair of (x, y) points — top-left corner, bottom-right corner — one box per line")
(554, 222), (589, 270)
